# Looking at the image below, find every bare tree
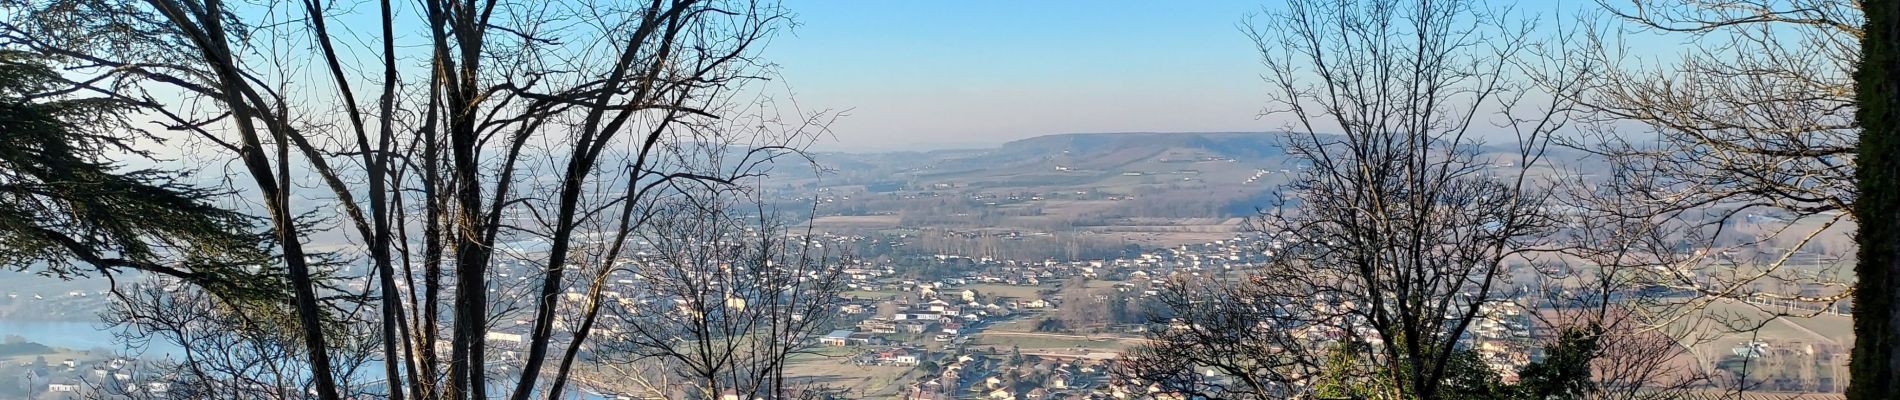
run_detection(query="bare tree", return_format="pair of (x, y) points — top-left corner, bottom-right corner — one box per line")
(1533, 175), (1728, 398)
(98, 277), (382, 400)
(1561, 0), (1862, 333)
(0, 0), (830, 399)
(1113, 274), (1321, 399)
(594, 180), (847, 399)
(1547, 1), (1875, 395)
(1247, 0), (1575, 397)
(1118, 0), (1600, 398)
(0, 1), (367, 396)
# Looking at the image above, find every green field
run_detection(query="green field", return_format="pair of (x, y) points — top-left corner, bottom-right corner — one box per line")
(785, 345), (860, 363)
(784, 356), (917, 397)
(1660, 299), (1854, 392)
(1677, 300), (1854, 346)
(986, 316), (1045, 333)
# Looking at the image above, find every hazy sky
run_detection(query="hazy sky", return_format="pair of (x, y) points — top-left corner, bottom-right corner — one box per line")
(773, 1), (1272, 151)
(769, 1), (1603, 152)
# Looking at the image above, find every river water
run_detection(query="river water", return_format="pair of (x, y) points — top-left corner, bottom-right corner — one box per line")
(0, 319), (178, 356)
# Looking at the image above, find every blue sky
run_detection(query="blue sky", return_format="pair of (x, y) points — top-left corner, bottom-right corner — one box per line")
(772, 1), (1272, 151)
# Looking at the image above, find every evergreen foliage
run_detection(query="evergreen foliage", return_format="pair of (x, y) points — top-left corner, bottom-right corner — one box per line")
(1852, 0), (1900, 398)
(0, 50), (283, 304)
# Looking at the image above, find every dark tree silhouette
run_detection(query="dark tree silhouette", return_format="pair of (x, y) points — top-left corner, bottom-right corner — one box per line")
(0, 51), (281, 304)
(1851, 0), (1899, 398)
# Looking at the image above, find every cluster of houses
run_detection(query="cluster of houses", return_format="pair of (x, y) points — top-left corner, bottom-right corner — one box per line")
(465, 227), (1550, 398)
(810, 231), (1559, 399)
(13, 356), (170, 399)
(905, 351), (1114, 400)
(805, 237), (1311, 399)
(1469, 300), (1536, 378)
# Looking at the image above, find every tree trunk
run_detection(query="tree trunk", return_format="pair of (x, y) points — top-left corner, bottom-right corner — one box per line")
(1851, 0), (1900, 398)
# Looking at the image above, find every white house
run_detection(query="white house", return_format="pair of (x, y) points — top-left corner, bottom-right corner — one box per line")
(48, 378), (81, 392)
(485, 331), (525, 345)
